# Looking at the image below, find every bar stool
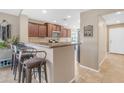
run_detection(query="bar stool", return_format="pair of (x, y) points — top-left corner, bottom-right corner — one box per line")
(11, 45), (18, 80)
(22, 51), (47, 83)
(17, 48), (37, 83)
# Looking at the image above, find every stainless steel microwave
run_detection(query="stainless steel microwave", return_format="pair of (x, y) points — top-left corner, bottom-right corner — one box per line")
(52, 31), (60, 41)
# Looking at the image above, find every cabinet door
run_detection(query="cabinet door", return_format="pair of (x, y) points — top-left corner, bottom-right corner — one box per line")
(56, 25), (61, 31)
(38, 24), (47, 37)
(47, 23), (53, 37)
(60, 26), (64, 37)
(28, 23), (39, 37)
(67, 29), (71, 37)
(52, 24), (57, 31)
(61, 29), (67, 37)
(28, 23), (33, 37)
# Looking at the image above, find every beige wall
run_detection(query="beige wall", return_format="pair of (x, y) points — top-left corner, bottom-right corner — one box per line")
(80, 9), (123, 70)
(80, 10), (99, 70)
(98, 16), (107, 64)
(19, 15), (28, 42)
(0, 12), (19, 38)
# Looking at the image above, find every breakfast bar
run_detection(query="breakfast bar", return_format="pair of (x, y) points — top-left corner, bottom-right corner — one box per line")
(25, 42), (79, 83)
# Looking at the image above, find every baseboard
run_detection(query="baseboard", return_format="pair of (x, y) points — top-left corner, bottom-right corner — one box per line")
(98, 54), (107, 71)
(99, 54), (107, 67)
(79, 64), (99, 72)
(109, 52), (124, 55)
(78, 54), (108, 73)
(68, 77), (75, 83)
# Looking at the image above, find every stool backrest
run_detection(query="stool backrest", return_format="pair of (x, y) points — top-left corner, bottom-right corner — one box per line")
(36, 51), (47, 60)
(11, 45), (17, 54)
(18, 47), (37, 64)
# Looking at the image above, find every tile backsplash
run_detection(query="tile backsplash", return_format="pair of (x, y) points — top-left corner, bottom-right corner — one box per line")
(28, 37), (71, 43)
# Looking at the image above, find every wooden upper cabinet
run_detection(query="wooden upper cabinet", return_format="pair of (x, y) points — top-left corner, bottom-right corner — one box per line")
(28, 23), (39, 37)
(47, 24), (61, 37)
(61, 28), (71, 37)
(67, 29), (71, 37)
(28, 22), (71, 37)
(47, 23), (53, 37)
(61, 29), (67, 37)
(38, 24), (47, 37)
(56, 25), (61, 31)
(60, 26), (64, 37)
(52, 24), (57, 31)
(28, 23), (32, 37)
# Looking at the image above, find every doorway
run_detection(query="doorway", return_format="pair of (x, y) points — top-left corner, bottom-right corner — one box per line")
(102, 11), (124, 55)
(109, 27), (124, 54)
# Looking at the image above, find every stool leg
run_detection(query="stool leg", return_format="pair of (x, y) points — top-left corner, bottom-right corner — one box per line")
(11, 54), (14, 70)
(22, 67), (26, 83)
(38, 67), (41, 83)
(14, 58), (18, 80)
(26, 68), (32, 83)
(44, 63), (48, 83)
(33, 69), (36, 79)
(12, 54), (16, 74)
(18, 62), (22, 83)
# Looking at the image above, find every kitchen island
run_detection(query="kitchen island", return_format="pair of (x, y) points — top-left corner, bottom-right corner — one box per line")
(25, 42), (80, 83)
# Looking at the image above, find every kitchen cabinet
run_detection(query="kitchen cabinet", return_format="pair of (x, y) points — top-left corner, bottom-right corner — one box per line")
(47, 23), (53, 37)
(61, 29), (68, 37)
(28, 22), (71, 37)
(61, 28), (71, 37)
(60, 26), (64, 37)
(28, 22), (47, 37)
(67, 29), (71, 37)
(28, 23), (39, 37)
(47, 24), (61, 37)
(52, 24), (57, 31)
(56, 25), (61, 31)
(38, 24), (47, 37)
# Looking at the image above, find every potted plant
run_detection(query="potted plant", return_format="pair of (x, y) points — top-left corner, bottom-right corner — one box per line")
(0, 36), (19, 60)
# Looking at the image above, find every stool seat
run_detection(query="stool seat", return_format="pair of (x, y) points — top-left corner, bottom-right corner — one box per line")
(21, 50), (48, 83)
(23, 57), (45, 68)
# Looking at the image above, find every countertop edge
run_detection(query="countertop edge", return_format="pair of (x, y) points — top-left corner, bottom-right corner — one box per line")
(26, 42), (81, 48)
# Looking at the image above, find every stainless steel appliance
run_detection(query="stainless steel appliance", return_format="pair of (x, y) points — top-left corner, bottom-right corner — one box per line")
(52, 31), (60, 42)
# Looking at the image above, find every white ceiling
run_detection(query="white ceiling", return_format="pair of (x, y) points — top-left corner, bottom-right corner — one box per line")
(103, 11), (124, 25)
(0, 9), (88, 28)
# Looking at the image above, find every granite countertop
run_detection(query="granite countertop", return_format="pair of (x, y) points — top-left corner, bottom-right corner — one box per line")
(28, 41), (81, 48)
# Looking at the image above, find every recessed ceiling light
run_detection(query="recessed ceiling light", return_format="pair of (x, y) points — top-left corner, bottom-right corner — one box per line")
(116, 12), (121, 14)
(64, 24), (67, 26)
(116, 20), (120, 23)
(42, 10), (47, 14)
(53, 20), (56, 23)
(67, 15), (71, 18)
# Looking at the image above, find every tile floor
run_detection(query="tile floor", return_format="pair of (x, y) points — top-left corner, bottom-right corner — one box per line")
(0, 53), (124, 83)
(75, 54), (124, 83)
(0, 67), (44, 83)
